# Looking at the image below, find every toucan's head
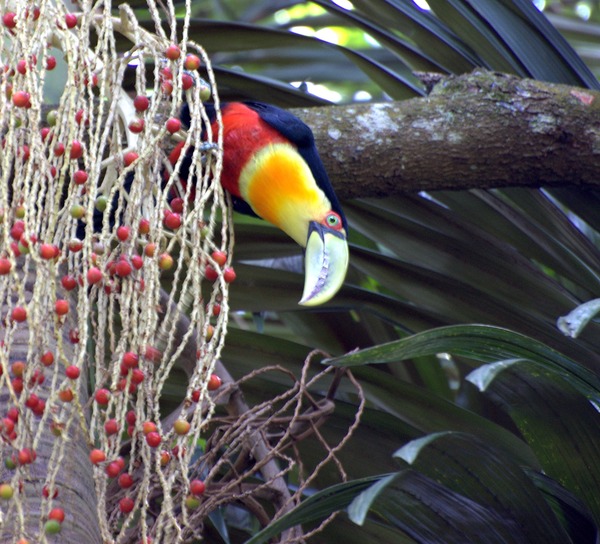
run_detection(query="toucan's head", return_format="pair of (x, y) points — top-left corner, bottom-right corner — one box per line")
(238, 142), (349, 306)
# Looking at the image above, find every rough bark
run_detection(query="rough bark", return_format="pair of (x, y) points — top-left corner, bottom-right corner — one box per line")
(292, 70), (600, 199)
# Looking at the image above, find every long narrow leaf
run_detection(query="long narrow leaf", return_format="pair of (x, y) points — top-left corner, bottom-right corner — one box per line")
(394, 431), (572, 543)
(327, 324), (600, 393)
(244, 477), (382, 544)
(466, 359), (600, 526)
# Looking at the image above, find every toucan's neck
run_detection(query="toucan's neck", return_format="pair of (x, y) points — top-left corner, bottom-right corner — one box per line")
(238, 143), (331, 246)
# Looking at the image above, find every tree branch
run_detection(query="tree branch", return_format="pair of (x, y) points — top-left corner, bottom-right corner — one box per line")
(293, 70), (600, 198)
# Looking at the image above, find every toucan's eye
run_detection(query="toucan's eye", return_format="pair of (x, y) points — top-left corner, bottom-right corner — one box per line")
(324, 212), (343, 231)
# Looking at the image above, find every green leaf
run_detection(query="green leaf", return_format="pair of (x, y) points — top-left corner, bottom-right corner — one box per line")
(426, 1), (523, 73)
(524, 469), (598, 544)
(355, 365), (539, 468)
(244, 477), (382, 544)
(184, 20), (424, 99)
(327, 325), (600, 396)
(348, 469), (545, 544)
(466, 359), (600, 526)
(394, 431), (573, 543)
(323, 0), (481, 72)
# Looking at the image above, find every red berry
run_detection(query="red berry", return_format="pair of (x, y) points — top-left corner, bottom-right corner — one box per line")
(204, 265), (218, 282)
(69, 328), (80, 344)
(184, 54), (201, 71)
(146, 431), (161, 448)
(105, 460), (122, 478)
(39, 243), (57, 260)
(190, 479), (205, 496)
(144, 345), (161, 362)
(48, 507), (65, 523)
(142, 421), (157, 435)
(0, 258), (11, 275)
(61, 275), (77, 291)
(158, 450), (170, 466)
(94, 388), (110, 406)
(191, 389), (200, 403)
(104, 418), (119, 435)
(161, 80), (173, 96)
(41, 351), (54, 366)
(46, 56), (57, 70)
(211, 250), (227, 267)
(72, 169), (88, 185)
(3, 12), (17, 28)
(181, 73), (194, 91)
(163, 212), (181, 230)
(29, 370), (44, 387)
(128, 118), (145, 133)
(64, 13), (77, 28)
(118, 473), (134, 488)
(58, 388), (74, 402)
(6, 407), (19, 422)
(223, 267), (236, 283)
(68, 239), (83, 252)
(115, 259), (132, 277)
(11, 377), (24, 394)
(75, 109), (87, 125)
(54, 142), (65, 156)
(133, 95), (149, 112)
(119, 496), (135, 514)
(25, 393), (40, 410)
(131, 255), (143, 270)
(164, 44), (181, 61)
(123, 151), (138, 166)
(87, 267), (102, 284)
(138, 218), (150, 235)
(144, 243), (156, 258)
(130, 368), (144, 385)
(10, 220), (24, 241)
(18, 448), (36, 465)
(116, 225), (130, 242)
(65, 365), (80, 379)
(165, 117), (181, 134)
(170, 198), (184, 213)
(122, 352), (139, 369)
(43, 485), (59, 499)
(126, 410), (137, 426)
(89, 449), (106, 465)
(12, 91), (30, 108)
(0, 417), (15, 436)
(69, 140), (83, 160)
(11, 361), (25, 377)
(207, 374), (222, 391)
(17, 60), (27, 75)
(11, 306), (27, 322)
(55, 299), (69, 316)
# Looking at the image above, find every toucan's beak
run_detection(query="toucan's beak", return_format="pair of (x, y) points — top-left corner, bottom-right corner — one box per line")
(299, 221), (349, 306)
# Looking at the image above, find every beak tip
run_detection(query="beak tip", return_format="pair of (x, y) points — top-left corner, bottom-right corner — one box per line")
(300, 223), (349, 307)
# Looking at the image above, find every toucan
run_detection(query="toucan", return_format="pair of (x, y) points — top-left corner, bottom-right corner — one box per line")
(174, 102), (349, 306)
